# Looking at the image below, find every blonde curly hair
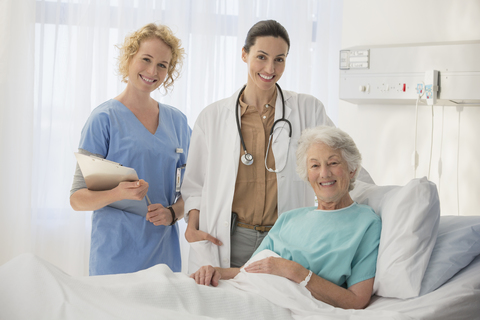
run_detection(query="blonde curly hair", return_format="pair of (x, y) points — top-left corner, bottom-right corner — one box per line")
(117, 23), (185, 92)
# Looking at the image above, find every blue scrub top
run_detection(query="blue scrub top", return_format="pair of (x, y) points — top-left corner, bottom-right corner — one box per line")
(79, 99), (191, 275)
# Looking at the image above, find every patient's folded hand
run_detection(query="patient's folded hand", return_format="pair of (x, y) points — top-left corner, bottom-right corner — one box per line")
(191, 265), (221, 287)
(243, 251), (305, 284)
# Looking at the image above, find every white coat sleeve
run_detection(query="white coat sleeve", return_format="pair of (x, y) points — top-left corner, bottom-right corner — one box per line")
(315, 98), (336, 127)
(181, 118), (208, 223)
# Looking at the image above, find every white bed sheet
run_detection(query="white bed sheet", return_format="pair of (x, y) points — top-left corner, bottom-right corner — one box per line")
(0, 253), (291, 320)
(0, 252), (478, 320)
(368, 254), (480, 320)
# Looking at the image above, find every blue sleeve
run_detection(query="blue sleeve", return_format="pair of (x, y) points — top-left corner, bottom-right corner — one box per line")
(78, 108), (111, 157)
(347, 217), (382, 287)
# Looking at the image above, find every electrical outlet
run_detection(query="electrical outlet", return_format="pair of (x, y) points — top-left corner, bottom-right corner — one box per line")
(416, 83), (424, 95)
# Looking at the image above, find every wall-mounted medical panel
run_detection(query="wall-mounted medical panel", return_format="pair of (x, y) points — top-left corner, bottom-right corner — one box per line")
(339, 41), (480, 106)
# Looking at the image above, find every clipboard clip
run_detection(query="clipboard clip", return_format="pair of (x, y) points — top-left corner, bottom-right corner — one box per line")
(90, 156), (123, 167)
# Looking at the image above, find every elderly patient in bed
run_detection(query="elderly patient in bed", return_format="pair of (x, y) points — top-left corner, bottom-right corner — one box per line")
(192, 126), (381, 310)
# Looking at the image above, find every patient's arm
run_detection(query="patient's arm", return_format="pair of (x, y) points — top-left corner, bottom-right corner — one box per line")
(191, 265), (240, 287)
(244, 256), (373, 309)
(305, 273), (374, 309)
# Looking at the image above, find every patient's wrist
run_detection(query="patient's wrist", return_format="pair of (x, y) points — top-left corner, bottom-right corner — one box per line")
(299, 270), (313, 287)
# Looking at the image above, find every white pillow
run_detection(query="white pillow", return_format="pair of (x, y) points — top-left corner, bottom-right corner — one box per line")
(419, 215), (480, 296)
(350, 177), (440, 299)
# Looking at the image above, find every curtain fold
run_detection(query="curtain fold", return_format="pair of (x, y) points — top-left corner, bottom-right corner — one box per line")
(0, 0), (342, 276)
(0, 0), (36, 264)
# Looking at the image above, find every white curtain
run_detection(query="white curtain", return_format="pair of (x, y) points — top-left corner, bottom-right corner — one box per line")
(0, 0), (343, 276)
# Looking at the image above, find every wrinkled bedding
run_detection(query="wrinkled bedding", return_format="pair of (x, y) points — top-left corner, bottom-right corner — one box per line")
(0, 251), (412, 320)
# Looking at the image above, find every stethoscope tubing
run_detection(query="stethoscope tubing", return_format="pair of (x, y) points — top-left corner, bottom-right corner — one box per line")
(235, 83), (292, 172)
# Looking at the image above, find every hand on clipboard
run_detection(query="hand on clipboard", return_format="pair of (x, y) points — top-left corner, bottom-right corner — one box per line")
(74, 152), (150, 216)
(116, 179), (149, 201)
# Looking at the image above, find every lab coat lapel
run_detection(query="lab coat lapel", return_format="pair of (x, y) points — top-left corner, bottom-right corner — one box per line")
(271, 89), (293, 176)
(226, 88), (242, 177)
(272, 89), (293, 141)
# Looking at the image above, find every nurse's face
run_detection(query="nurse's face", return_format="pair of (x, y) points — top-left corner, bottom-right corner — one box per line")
(127, 37), (172, 93)
(307, 143), (355, 210)
(242, 36), (288, 92)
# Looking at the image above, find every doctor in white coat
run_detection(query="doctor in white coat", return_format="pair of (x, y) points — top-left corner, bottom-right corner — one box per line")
(182, 20), (335, 273)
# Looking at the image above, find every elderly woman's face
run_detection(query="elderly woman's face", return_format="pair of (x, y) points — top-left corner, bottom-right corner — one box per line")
(307, 143), (355, 210)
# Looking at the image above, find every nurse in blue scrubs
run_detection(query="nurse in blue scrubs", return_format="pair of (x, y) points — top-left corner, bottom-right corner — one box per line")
(70, 23), (191, 275)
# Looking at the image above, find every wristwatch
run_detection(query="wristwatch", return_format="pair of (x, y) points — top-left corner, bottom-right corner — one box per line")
(167, 206), (177, 226)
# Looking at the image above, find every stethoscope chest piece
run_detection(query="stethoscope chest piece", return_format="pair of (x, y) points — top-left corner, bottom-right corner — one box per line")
(241, 152), (254, 166)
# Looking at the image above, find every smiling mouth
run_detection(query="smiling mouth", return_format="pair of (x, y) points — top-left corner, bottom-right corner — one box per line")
(259, 73), (274, 80)
(140, 75), (157, 83)
(320, 181), (336, 186)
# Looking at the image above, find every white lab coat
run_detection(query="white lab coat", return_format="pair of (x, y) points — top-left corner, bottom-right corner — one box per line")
(182, 88), (335, 273)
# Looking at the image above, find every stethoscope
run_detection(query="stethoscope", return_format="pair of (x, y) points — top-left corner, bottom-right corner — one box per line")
(235, 83), (292, 173)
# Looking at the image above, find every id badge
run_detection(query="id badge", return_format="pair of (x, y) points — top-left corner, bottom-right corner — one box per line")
(175, 148), (184, 193)
(176, 167), (181, 193)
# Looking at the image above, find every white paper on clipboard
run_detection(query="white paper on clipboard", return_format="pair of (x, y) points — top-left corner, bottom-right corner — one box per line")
(74, 152), (148, 216)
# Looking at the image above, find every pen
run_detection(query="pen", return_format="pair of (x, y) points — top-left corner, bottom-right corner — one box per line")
(146, 195), (152, 206)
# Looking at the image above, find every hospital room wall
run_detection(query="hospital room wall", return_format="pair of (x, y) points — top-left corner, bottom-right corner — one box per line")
(339, 0), (480, 217)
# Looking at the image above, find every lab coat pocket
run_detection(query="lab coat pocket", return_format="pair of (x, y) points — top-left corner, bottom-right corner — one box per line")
(188, 240), (220, 273)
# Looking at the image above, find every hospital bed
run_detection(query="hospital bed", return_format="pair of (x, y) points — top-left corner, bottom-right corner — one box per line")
(1, 177), (479, 320)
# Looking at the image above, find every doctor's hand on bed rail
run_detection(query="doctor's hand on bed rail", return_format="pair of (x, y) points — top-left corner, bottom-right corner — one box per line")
(185, 209), (223, 246)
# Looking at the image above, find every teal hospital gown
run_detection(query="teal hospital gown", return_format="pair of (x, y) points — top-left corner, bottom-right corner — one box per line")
(79, 99), (191, 275)
(253, 203), (381, 288)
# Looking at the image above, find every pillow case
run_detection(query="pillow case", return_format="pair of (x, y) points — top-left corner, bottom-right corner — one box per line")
(419, 215), (480, 296)
(350, 177), (440, 299)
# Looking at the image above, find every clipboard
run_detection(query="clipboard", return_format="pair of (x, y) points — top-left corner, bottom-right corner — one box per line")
(74, 152), (148, 216)
(74, 152), (139, 191)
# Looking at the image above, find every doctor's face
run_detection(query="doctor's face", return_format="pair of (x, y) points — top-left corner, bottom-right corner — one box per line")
(127, 37), (172, 94)
(307, 143), (355, 210)
(242, 36), (288, 92)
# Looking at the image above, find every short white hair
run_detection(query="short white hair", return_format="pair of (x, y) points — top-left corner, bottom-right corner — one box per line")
(295, 126), (362, 191)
